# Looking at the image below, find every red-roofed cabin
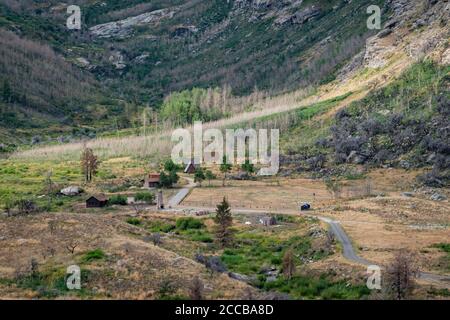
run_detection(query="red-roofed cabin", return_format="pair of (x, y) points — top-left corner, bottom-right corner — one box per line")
(144, 173), (161, 188)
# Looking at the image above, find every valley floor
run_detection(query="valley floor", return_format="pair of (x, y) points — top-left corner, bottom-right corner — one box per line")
(0, 160), (448, 299)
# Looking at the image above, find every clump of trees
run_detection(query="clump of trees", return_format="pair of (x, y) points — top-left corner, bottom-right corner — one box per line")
(80, 146), (99, 183)
(214, 197), (234, 248)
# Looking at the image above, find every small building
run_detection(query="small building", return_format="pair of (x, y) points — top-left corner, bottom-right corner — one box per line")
(259, 216), (277, 227)
(86, 195), (108, 208)
(184, 161), (197, 174)
(144, 173), (161, 188)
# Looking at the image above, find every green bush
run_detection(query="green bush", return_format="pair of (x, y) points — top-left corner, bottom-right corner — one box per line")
(183, 229), (213, 243)
(109, 194), (128, 205)
(432, 243), (450, 253)
(263, 275), (370, 299)
(135, 192), (154, 203)
(81, 249), (106, 263)
(148, 220), (176, 233)
(126, 218), (141, 226)
(176, 217), (205, 230)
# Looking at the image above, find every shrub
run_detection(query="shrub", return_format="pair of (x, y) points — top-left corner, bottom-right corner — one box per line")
(109, 194), (127, 205)
(126, 218), (141, 226)
(148, 220), (176, 233)
(176, 217), (205, 230)
(81, 249), (105, 263)
(432, 243), (450, 253)
(135, 192), (154, 203)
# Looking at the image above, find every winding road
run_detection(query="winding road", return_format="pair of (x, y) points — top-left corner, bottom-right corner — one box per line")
(167, 179), (450, 288)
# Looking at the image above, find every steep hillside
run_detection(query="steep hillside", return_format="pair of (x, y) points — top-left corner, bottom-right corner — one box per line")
(0, 0), (386, 146)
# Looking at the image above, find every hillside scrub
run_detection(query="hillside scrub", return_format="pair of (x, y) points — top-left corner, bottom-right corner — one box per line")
(328, 61), (449, 186)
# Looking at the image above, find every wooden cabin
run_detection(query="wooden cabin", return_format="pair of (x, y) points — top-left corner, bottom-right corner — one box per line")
(144, 173), (161, 188)
(184, 161), (197, 174)
(86, 195), (108, 208)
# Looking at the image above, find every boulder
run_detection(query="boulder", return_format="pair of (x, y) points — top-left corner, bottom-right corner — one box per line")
(228, 272), (256, 283)
(430, 193), (447, 201)
(195, 254), (227, 273)
(60, 186), (81, 196)
(401, 192), (414, 198)
(346, 151), (367, 164)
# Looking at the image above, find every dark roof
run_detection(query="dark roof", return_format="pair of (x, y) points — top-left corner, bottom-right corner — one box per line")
(184, 162), (197, 173)
(87, 194), (108, 202)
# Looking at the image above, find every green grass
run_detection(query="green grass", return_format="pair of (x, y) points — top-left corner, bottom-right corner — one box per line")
(221, 232), (328, 275)
(432, 243), (450, 253)
(263, 275), (370, 300)
(81, 249), (106, 263)
(126, 218), (142, 226)
(175, 217), (205, 230)
(147, 220), (176, 233)
(10, 267), (94, 299)
(135, 191), (155, 203)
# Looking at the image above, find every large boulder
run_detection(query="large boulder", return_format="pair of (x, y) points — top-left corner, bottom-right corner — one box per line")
(60, 186), (81, 196)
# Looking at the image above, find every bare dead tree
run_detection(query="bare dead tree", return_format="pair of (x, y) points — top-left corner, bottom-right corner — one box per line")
(189, 276), (204, 300)
(66, 240), (79, 255)
(81, 145), (100, 183)
(384, 250), (419, 300)
(48, 220), (57, 235)
(325, 229), (335, 252)
(151, 233), (162, 246)
(282, 248), (296, 280)
(132, 203), (146, 215)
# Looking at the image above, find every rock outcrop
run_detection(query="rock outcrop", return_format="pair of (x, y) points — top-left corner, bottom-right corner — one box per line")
(90, 8), (177, 38)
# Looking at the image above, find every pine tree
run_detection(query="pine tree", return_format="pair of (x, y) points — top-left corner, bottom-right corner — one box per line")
(194, 167), (206, 187)
(214, 197), (233, 248)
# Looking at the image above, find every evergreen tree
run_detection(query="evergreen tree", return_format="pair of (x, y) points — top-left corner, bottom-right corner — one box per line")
(214, 197), (233, 248)
(205, 170), (216, 186)
(194, 167), (206, 186)
(241, 159), (255, 174)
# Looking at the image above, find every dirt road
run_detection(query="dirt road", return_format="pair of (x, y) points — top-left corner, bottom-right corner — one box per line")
(168, 182), (450, 288)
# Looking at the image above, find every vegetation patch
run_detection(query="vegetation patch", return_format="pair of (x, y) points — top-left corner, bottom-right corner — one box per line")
(263, 274), (370, 300)
(81, 249), (106, 263)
